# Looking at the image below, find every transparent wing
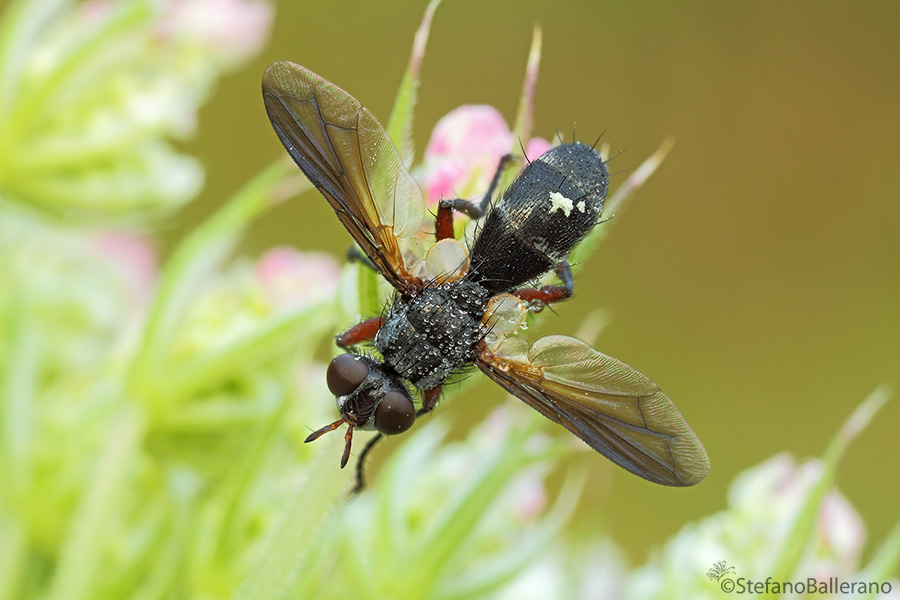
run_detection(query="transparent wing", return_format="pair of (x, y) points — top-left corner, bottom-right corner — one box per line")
(262, 61), (426, 289)
(477, 335), (710, 486)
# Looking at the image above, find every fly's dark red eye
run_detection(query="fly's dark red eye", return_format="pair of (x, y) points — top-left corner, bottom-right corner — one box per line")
(326, 354), (368, 396)
(374, 391), (416, 435)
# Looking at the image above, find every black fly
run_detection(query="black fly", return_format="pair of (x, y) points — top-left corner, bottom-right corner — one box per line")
(262, 61), (710, 487)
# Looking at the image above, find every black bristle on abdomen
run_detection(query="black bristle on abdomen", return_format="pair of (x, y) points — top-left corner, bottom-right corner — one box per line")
(467, 142), (608, 294)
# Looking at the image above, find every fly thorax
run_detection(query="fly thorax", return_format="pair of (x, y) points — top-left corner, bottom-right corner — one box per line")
(374, 280), (491, 389)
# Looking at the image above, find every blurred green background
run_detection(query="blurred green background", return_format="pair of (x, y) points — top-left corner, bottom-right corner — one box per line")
(169, 1), (897, 562)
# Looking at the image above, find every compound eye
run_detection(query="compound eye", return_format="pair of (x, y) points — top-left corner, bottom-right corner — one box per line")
(374, 391), (416, 435)
(326, 354), (368, 396)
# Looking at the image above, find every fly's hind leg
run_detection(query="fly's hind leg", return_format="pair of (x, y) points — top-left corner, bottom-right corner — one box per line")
(514, 260), (575, 309)
(435, 154), (514, 240)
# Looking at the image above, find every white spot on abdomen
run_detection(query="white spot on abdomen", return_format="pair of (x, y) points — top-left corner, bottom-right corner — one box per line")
(548, 191), (574, 217)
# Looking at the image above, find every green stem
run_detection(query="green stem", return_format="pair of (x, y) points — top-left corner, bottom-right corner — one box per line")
(214, 377), (286, 562)
(0, 290), (38, 510)
(403, 423), (554, 597)
(0, 517), (26, 600)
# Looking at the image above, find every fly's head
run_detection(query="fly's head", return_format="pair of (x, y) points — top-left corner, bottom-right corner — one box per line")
(305, 354), (416, 468)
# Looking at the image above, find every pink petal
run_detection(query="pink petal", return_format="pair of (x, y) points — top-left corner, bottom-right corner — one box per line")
(525, 137), (552, 161)
(818, 492), (866, 568)
(91, 231), (158, 299)
(424, 158), (468, 205)
(420, 105), (514, 205)
(157, 0), (273, 66)
(512, 472), (548, 520)
(256, 247), (339, 309)
(425, 105), (513, 161)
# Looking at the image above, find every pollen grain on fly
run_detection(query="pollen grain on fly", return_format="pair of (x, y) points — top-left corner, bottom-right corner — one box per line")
(548, 191), (574, 217)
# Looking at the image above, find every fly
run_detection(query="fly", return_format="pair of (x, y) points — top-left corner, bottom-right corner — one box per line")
(262, 61), (710, 487)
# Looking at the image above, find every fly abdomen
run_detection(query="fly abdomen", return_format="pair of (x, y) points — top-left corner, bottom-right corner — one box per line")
(468, 142), (608, 294)
(375, 281), (491, 390)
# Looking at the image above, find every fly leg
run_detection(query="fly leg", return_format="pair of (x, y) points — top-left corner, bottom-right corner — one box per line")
(351, 386), (441, 495)
(435, 154), (514, 240)
(419, 386), (442, 416)
(351, 433), (382, 495)
(346, 247), (378, 272)
(514, 260), (574, 308)
(336, 316), (384, 349)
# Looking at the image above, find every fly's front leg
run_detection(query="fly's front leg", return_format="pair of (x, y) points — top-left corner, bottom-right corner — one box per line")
(336, 316), (384, 349)
(435, 154), (514, 240)
(351, 433), (383, 495)
(351, 386), (440, 495)
(419, 386), (442, 415)
(514, 261), (574, 309)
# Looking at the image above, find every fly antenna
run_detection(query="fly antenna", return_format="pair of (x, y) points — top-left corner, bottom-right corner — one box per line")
(340, 424), (355, 468)
(305, 417), (349, 444)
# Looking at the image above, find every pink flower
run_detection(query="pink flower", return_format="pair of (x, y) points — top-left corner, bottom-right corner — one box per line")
(157, 0), (273, 67)
(91, 231), (158, 301)
(813, 493), (866, 576)
(524, 137), (552, 161)
(511, 472), (548, 520)
(79, 1), (114, 23)
(256, 247), (339, 309)
(730, 454), (867, 577)
(418, 105), (550, 206)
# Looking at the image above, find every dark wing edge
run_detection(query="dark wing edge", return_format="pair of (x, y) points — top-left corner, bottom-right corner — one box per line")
(262, 60), (425, 290)
(476, 335), (710, 486)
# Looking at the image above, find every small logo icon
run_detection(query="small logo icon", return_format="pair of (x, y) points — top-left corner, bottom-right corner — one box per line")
(707, 560), (736, 581)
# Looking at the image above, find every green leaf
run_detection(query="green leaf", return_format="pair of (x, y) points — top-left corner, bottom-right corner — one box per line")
(386, 0), (442, 165)
(129, 158), (301, 390)
(233, 434), (350, 600)
(437, 467), (585, 600)
(767, 385), (891, 585)
(154, 303), (334, 405)
(0, 0), (66, 121)
(857, 517), (900, 600)
(403, 420), (566, 597)
(10, 0), (153, 139)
